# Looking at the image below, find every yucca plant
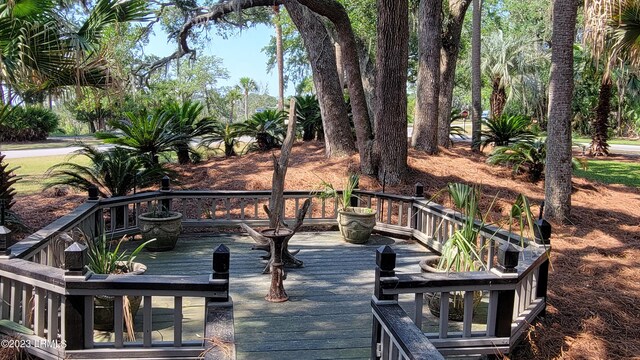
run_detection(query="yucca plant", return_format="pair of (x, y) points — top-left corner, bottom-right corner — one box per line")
(316, 173), (361, 211)
(161, 101), (216, 164)
(237, 109), (287, 151)
(97, 110), (182, 165)
(477, 114), (536, 149)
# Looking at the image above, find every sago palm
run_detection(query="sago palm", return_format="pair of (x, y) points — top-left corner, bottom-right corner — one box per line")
(161, 101), (216, 164)
(46, 145), (166, 197)
(201, 122), (243, 157)
(97, 111), (182, 165)
(238, 109), (287, 151)
(488, 138), (547, 182)
(478, 114), (536, 149)
(295, 94), (323, 141)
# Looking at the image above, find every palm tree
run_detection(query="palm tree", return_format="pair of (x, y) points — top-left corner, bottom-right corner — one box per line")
(202, 122), (243, 157)
(295, 94), (323, 141)
(226, 87), (243, 123)
(239, 77), (258, 120)
(237, 110), (287, 151)
(97, 111), (182, 165)
(544, 0), (577, 223)
(0, 0), (147, 98)
(611, 0), (640, 65)
(46, 145), (165, 197)
(162, 101), (216, 165)
(481, 31), (533, 119)
(471, 0), (482, 151)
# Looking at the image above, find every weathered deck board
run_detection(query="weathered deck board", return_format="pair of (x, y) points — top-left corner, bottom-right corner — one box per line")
(113, 232), (429, 359)
(114, 231), (483, 359)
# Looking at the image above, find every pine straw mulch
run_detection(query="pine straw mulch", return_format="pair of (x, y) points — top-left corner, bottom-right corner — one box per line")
(13, 141), (640, 359)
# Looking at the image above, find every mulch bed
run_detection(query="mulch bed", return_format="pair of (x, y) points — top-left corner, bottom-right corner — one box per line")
(12, 141), (640, 359)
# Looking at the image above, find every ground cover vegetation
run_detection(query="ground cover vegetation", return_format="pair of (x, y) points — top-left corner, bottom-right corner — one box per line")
(0, 0), (639, 358)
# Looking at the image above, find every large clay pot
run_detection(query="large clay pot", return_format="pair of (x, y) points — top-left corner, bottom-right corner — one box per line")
(94, 262), (146, 331)
(337, 207), (377, 244)
(138, 211), (183, 251)
(419, 256), (483, 322)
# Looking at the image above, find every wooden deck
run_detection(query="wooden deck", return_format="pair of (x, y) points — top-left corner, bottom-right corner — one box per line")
(119, 231), (484, 359)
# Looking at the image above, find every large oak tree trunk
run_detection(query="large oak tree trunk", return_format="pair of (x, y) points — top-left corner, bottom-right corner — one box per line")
(285, 1), (356, 157)
(545, 0), (577, 223)
(412, 0), (442, 154)
(294, 0), (375, 175)
(471, 0), (482, 151)
(590, 75), (611, 156)
(374, 0), (409, 185)
(437, 0), (472, 148)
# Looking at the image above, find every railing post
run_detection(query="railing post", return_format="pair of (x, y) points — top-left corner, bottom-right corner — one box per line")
(0, 200), (11, 257)
(210, 244), (230, 302)
(64, 242), (89, 350)
(411, 183), (424, 229)
(372, 245), (397, 360)
(160, 176), (172, 212)
(87, 185), (99, 201)
(492, 243), (519, 338)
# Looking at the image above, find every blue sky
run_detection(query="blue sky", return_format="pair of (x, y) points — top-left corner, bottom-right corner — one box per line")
(144, 24), (290, 97)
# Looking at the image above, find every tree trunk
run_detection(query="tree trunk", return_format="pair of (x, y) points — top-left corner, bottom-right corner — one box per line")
(437, 0), (472, 148)
(545, 0), (577, 224)
(335, 42), (345, 90)
(293, 0), (375, 174)
(274, 6), (285, 111)
(374, 0), (409, 185)
(412, 0), (442, 154)
(357, 39), (376, 127)
(616, 66), (625, 136)
(176, 143), (191, 164)
(471, 0), (482, 151)
(590, 74), (611, 156)
(244, 91), (249, 120)
(285, 1), (357, 157)
(490, 78), (507, 119)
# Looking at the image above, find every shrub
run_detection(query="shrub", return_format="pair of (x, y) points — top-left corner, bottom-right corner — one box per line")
(237, 109), (287, 151)
(487, 138), (546, 182)
(295, 95), (323, 141)
(0, 106), (60, 142)
(477, 114), (535, 149)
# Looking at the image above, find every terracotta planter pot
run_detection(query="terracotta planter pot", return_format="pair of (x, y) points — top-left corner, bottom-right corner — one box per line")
(138, 211), (183, 251)
(337, 207), (377, 244)
(419, 256), (483, 322)
(94, 262), (146, 331)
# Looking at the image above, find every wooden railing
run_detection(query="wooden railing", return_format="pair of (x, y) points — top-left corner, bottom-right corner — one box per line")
(1, 182), (550, 359)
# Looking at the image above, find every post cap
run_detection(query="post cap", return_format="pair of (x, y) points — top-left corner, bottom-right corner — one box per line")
(212, 244), (230, 273)
(496, 242), (519, 273)
(414, 183), (424, 198)
(87, 185), (99, 201)
(64, 242), (88, 272)
(161, 176), (171, 191)
(376, 245), (396, 271)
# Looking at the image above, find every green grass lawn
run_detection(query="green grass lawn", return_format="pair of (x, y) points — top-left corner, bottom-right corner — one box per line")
(574, 160), (640, 187)
(7, 154), (90, 195)
(572, 137), (640, 146)
(0, 137), (103, 151)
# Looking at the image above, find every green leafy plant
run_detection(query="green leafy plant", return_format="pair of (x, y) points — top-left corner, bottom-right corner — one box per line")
(477, 114), (536, 149)
(201, 122), (243, 157)
(448, 108), (467, 142)
(316, 174), (368, 212)
(0, 106), (60, 142)
(96, 110), (183, 164)
(161, 100), (217, 164)
(237, 109), (287, 151)
(488, 138), (589, 182)
(85, 234), (154, 275)
(295, 94), (323, 141)
(46, 145), (167, 197)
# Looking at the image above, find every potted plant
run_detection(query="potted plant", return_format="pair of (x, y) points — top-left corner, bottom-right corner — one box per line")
(138, 206), (183, 251)
(317, 174), (377, 244)
(81, 231), (155, 340)
(420, 183), (490, 321)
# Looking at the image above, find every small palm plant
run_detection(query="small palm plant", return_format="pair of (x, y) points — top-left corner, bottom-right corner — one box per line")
(161, 101), (216, 164)
(487, 138), (547, 182)
(201, 121), (243, 157)
(238, 109), (287, 151)
(46, 145), (166, 197)
(477, 114), (536, 149)
(97, 110), (182, 165)
(295, 94), (323, 141)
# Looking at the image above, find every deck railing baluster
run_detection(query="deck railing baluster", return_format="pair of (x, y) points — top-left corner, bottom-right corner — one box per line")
(114, 296), (124, 347)
(143, 296), (152, 347)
